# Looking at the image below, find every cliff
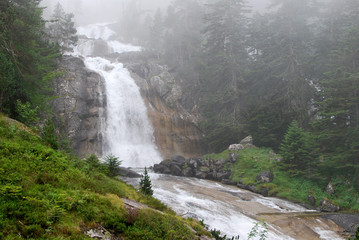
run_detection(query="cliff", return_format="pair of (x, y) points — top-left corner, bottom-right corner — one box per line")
(52, 55), (105, 157)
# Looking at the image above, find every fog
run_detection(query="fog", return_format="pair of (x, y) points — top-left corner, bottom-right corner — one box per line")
(41, 0), (271, 26)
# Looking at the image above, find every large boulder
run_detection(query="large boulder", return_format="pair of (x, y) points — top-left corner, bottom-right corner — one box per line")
(118, 167), (141, 178)
(240, 136), (253, 146)
(228, 144), (245, 151)
(228, 153), (238, 163)
(170, 164), (183, 176)
(183, 167), (195, 177)
(320, 198), (340, 212)
(256, 171), (274, 183)
(153, 164), (171, 174)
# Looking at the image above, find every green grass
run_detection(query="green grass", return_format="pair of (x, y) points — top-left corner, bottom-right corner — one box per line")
(209, 147), (359, 212)
(0, 116), (207, 239)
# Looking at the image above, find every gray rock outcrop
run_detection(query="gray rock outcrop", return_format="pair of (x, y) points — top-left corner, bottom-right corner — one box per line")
(320, 198), (340, 212)
(52, 56), (105, 157)
(256, 171), (274, 183)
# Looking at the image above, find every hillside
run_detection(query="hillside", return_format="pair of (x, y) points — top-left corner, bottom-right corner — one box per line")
(0, 115), (209, 239)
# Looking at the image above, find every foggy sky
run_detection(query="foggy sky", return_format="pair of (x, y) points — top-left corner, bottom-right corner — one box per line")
(41, 0), (271, 26)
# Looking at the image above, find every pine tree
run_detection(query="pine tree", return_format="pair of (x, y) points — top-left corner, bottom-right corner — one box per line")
(104, 154), (122, 177)
(140, 167), (153, 196)
(280, 120), (316, 176)
(46, 3), (77, 52)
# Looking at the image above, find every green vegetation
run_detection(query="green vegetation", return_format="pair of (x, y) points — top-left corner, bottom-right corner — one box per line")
(0, 115), (208, 239)
(140, 167), (153, 196)
(208, 147), (359, 212)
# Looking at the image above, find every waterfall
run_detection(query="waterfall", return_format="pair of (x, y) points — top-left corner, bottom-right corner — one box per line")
(73, 23), (162, 167)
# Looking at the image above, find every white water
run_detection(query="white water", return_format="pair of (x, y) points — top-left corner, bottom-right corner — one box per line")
(73, 23), (162, 167)
(124, 172), (344, 240)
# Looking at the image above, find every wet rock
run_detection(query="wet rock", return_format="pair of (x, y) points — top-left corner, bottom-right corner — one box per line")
(326, 182), (335, 195)
(183, 167), (194, 177)
(195, 171), (208, 179)
(320, 198), (340, 212)
(237, 183), (247, 189)
(260, 187), (268, 197)
(221, 179), (237, 186)
(118, 167), (141, 178)
(307, 195), (316, 206)
(256, 171), (274, 183)
(246, 184), (258, 193)
(171, 155), (186, 164)
(188, 158), (199, 169)
(170, 164), (183, 176)
(217, 171), (231, 181)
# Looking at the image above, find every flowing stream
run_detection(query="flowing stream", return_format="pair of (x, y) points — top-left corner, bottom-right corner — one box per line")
(72, 23), (345, 240)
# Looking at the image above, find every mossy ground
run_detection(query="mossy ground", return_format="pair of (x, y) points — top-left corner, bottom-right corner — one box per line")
(0, 116), (208, 239)
(206, 147), (359, 212)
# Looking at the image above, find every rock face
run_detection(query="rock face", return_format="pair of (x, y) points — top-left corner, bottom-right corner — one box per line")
(117, 52), (207, 158)
(52, 56), (105, 157)
(320, 198), (340, 212)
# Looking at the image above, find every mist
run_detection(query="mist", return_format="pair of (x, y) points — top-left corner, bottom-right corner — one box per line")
(41, 0), (271, 26)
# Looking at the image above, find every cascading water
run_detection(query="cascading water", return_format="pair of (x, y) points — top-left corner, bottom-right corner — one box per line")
(73, 23), (162, 167)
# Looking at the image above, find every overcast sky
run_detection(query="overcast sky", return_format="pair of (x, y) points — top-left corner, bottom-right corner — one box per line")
(41, 0), (272, 25)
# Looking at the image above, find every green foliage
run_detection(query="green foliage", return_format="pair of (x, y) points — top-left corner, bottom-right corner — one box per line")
(140, 167), (153, 196)
(0, 0), (60, 119)
(15, 100), (39, 126)
(279, 120), (317, 176)
(104, 154), (122, 177)
(353, 226), (359, 240)
(248, 221), (268, 240)
(41, 119), (58, 150)
(0, 116), (204, 239)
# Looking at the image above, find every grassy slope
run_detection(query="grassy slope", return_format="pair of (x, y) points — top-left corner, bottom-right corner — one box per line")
(0, 115), (208, 239)
(206, 148), (359, 212)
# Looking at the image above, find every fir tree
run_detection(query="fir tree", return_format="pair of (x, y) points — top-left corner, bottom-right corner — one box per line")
(280, 120), (316, 176)
(104, 154), (122, 177)
(140, 167), (153, 196)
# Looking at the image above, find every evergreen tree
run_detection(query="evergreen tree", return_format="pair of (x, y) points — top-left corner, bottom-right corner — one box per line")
(199, 0), (251, 151)
(140, 167), (153, 196)
(46, 2), (77, 52)
(104, 154), (122, 177)
(0, 0), (60, 119)
(280, 120), (316, 176)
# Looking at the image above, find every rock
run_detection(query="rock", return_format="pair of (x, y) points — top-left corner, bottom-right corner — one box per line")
(171, 155), (186, 163)
(237, 183), (247, 189)
(86, 226), (112, 240)
(246, 184), (258, 193)
(326, 182), (335, 195)
(256, 171), (274, 183)
(307, 195), (316, 206)
(214, 158), (226, 166)
(221, 179), (237, 186)
(228, 144), (245, 151)
(52, 56), (105, 157)
(228, 153), (238, 163)
(195, 171), (208, 179)
(320, 198), (340, 212)
(188, 158), (199, 169)
(183, 167), (194, 177)
(118, 167), (141, 178)
(216, 171), (231, 181)
(170, 164), (183, 176)
(260, 187), (268, 197)
(240, 136), (253, 145)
